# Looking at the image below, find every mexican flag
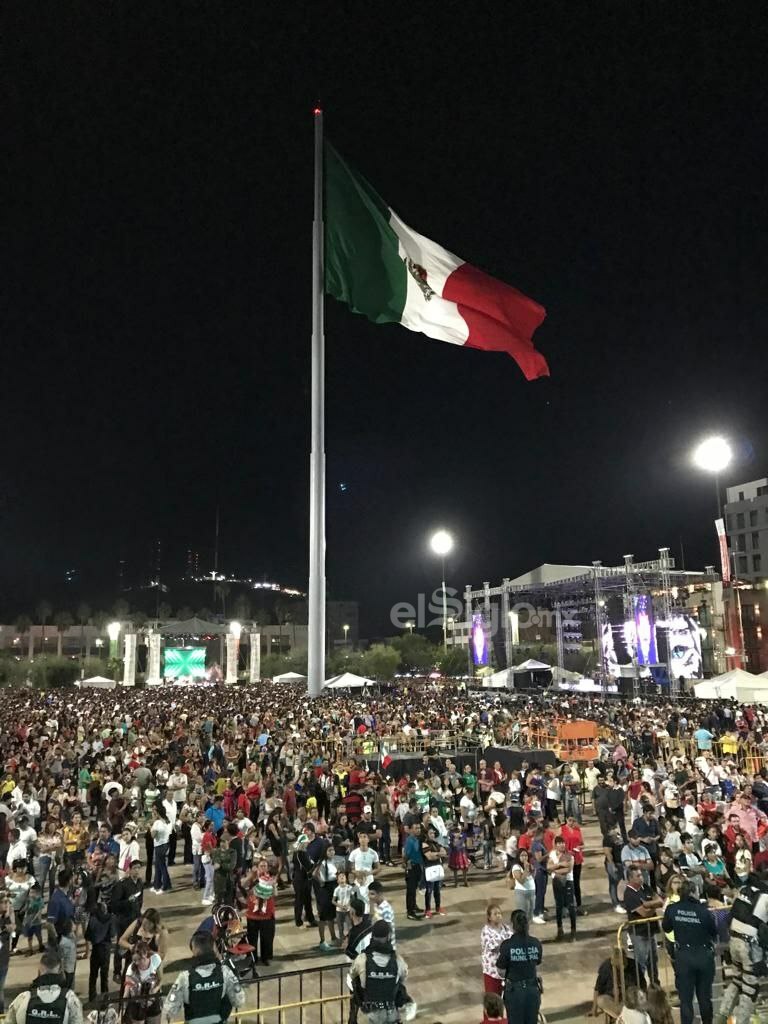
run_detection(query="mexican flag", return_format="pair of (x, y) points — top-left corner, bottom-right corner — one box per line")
(325, 142), (549, 381)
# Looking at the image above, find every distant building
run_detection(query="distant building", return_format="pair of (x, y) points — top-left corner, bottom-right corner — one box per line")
(725, 477), (768, 582)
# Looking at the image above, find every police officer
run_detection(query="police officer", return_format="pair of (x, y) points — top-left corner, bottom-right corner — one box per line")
(161, 932), (245, 1024)
(6, 950), (83, 1024)
(716, 867), (768, 1024)
(496, 909), (543, 1024)
(349, 920), (410, 1024)
(661, 881), (717, 1024)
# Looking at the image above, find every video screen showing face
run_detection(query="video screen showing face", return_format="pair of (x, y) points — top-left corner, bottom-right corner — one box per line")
(665, 614), (703, 680)
(471, 613), (488, 667)
(600, 597), (702, 680)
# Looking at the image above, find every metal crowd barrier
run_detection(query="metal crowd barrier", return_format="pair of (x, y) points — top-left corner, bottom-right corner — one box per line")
(614, 915), (674, 1005)
(180, 962), (350, 1024)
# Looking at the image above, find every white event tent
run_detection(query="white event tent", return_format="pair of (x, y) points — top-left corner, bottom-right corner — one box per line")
(694, 668), (768, 704)
(324, 672), (375, 689)
(273, 671), (307, 683)
(80, 675), (117, 689)
(481, 669), (511, 689)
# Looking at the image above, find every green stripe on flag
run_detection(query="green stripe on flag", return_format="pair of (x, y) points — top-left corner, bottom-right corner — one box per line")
(324, 142), (407, 325)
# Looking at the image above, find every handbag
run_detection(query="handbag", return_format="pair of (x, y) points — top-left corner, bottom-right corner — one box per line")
(424, 864), (444, 883)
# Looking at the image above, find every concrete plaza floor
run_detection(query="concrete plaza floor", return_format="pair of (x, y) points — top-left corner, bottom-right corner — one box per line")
(3, 816), (623, 1023)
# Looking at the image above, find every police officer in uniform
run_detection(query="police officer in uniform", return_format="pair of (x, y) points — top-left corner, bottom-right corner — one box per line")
(716, 867), (768, 1024)
(496, 909), (543, 1024)
(161, 933), (244, 1024)
(6, 950), (83, 1024)
(349, 920), (410, 1024)
(661, 881), (717, 1024)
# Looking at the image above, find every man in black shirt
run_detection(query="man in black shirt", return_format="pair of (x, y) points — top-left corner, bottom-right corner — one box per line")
(590, 950), (637, 1017)
(633, 807), (661, 866)
(601, 826), (625, 914)
(354, 806), (381, 853)
(606, 779), (628, 842)
(662, 882), (716, 1024)
(112, 859), (144, 981)
(622, 866), (662, 987)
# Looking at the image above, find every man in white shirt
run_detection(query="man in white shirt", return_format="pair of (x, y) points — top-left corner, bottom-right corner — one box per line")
(13, 788), (40, 825)
(347, 832), (380, 910)
(167, 768), (188, 810)
(459, 788), (477, 824)
(6, 828), (28, 868)
(584, 762), (601, 793)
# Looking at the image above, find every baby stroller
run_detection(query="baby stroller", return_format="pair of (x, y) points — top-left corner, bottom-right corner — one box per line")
(212, 904), (258, 981)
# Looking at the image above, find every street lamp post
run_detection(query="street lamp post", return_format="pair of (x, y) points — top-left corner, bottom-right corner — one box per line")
(693, 435), (744, 666)
(95, 638), (104, 660)
(430, 529), (454, 652)
(693, 435), (732, 518)
(343, 624), (350, 646)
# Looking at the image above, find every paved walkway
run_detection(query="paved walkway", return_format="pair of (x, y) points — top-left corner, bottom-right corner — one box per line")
(4, 815), (622, 1023)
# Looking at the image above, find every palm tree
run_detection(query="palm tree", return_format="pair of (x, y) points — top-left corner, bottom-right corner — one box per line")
(54, 611), (74, 658)
(36, 601), (52, 656)
(113, 598), (130, 620)
(76, 603), (91, 657)
(14, 615), (31, 660)
(234, 595), (252, 623)
(214, 583), (230, 618)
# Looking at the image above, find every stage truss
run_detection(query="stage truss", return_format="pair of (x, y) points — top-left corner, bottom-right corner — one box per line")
(464, 550), (719, 699)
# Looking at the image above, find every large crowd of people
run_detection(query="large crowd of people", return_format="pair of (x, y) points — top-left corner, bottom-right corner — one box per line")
(0, 681), (766, 1024)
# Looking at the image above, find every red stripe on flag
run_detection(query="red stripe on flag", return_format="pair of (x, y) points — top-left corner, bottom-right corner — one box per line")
(442, 263), (548, 381)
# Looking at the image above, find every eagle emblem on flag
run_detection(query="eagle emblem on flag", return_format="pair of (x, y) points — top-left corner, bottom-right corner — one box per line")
(404, 256), (436, 301)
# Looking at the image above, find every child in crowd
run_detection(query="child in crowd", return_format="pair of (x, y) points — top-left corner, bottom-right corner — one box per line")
(23, 882), (45, 955)
(253, 872), (275, 914)
(448, 823), (471, 887)
(332, 870), (353, 941)
(645, 985), (674, 1024)
(58, 917), (77, 990)
(481, 991), (506, 1024)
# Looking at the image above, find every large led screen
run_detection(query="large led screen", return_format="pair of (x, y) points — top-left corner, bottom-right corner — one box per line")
(164, 647), (206, 679)
(600, 597), (702, 680)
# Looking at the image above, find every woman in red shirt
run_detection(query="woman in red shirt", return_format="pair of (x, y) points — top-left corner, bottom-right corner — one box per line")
(559, 814), (585, 913)
(244, 858), (276, 966)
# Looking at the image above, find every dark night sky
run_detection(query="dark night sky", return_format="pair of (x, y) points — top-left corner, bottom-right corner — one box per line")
(3, 4), (768, 632)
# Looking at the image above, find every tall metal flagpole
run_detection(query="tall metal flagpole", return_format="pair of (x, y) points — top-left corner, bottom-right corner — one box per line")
(307, 107), (326, 698)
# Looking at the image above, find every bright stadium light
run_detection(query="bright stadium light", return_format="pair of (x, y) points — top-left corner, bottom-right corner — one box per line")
(430, 530), (454, 557)
(693, 436), (733, 519)
(229, 621), (242, 640)
(107, 621), (121, 643)
(430, 529), (454, 651)
(693, 436), (732, 474)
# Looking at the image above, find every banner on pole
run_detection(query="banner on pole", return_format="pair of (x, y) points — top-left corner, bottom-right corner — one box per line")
(226, 633), (238, 685)
(249, 633), (261, 683)
(715, 518), (731, 583)
(122, 634), (137, 687)
(146, 632), (162, 685)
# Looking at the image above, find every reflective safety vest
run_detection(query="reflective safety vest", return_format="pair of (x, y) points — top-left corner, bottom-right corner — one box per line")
(184, 962), (229, 1024)
(27, 976), (68, 1024)
(362, 951), (398, 1009)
